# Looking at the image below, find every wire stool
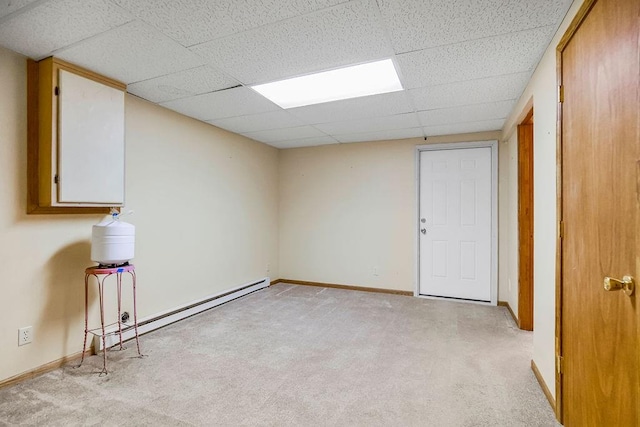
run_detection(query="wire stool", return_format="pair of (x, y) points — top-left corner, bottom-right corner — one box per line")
(79, 264), (143, 375)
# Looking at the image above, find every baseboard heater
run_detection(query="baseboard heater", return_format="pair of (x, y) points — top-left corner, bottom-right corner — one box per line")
(94, 277), (270, 351)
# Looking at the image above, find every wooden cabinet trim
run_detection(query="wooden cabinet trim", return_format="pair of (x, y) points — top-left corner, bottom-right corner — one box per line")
(26, 57), (125, 214)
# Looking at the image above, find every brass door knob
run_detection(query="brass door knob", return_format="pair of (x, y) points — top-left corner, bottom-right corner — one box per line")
(603, 276), (635, 296)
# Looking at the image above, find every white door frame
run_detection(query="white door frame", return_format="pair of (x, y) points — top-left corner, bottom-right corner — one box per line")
(414, 140), (498, 305)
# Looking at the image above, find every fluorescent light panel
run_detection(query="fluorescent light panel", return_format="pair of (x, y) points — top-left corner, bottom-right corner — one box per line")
(252, 59), (403, 109)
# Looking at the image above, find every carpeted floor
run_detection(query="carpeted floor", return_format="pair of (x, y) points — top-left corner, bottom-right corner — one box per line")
(0, 283), (559, 426)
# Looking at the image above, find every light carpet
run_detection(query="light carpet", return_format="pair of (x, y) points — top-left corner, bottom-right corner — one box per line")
(0, 283), (559, 426)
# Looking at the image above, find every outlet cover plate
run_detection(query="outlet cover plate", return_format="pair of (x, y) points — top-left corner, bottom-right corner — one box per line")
(18, 326), (33, 346)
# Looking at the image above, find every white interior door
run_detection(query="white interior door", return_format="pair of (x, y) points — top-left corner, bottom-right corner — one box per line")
(418, 146), (493, 301)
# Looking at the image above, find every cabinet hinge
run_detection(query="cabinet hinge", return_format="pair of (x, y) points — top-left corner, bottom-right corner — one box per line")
(557, 355), (564, 374)
(54, 174), (59, 184)
(559, 221), (565, 239)
(558, 85), (564, 103)
(54, 86), (59, 96)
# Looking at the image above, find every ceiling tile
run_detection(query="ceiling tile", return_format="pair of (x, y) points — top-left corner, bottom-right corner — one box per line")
(288, 91), (413, 124)
(379, 0), (573, 53)
(56, 20), (205, 83)
(191, 0), (392, 84)
(417, 100), (514, 127)
(127, 66), (240, 103)
(408, 72), (530, 111)
(243, 126), (327, 144)
(0, 0), (132, 59)
(0, 0), (40, 19)
(113, 0), (348, 47)
(335, 127), (423, 143)
(0, 0), (567, 149)
(209, 110), (305, 134)
(160, 86), (280, 121)
(269, 136), (339, 149)
(396, 26), (555, 89)
(315, 112), (420, 135)
(423, 119), (505, 137)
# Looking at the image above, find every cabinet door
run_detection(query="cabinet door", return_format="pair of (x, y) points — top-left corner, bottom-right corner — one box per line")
(57, 69), (125, 204)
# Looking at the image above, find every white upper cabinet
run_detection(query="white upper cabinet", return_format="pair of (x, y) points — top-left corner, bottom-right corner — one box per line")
(57, 70), (125, 205)
(28, 57), (126, 214)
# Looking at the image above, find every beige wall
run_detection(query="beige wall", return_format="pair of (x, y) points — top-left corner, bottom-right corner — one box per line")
(2, 0), (585, 392)
(279, 132), (501, 292)
(0, 47), (279, 383)
(497, 131), (520, 313)
(125, 96), (279, 312)
(501, 0), (585, 400)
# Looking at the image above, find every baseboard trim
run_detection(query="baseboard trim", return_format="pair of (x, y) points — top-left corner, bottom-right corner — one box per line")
(2, 278), (270, 388)
(96, 277), (270, 351)
(276, 279), (413, 296)
(270, 278), (283, 285)
(0, 349), (92, 390)
(531, 359), (556, 413)
(498, 300), (518, 325)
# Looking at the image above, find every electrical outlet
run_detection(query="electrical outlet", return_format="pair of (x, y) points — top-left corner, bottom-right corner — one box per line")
(18, 326), (33, 346)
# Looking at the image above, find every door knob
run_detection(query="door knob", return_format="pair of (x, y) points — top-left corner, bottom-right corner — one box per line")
(603, 276), (635, 296)
(420, 228), (427, 235)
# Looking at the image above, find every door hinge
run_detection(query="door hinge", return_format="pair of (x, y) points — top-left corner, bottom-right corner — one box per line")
(54, 174), (59, 184)
(558, 85), (564, 103)
(558, 221), (564, 239)
(54, 86), (59, 96)
(557, 355), (564, 374)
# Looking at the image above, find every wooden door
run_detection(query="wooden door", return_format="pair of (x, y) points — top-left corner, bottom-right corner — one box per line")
(559, 0), (639, 425)
(419, 146), (493, 302)
(518, 109), (534, 331)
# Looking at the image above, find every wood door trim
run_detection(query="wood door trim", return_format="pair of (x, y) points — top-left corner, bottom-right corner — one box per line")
(557, 0), (598, 52)
(518, 108), (534, 331)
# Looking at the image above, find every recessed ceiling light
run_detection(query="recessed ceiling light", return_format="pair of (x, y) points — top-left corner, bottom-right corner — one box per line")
(251, 59), (403, 109)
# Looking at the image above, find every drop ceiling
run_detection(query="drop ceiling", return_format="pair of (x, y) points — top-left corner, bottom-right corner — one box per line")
(0, 0), (573, 149)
